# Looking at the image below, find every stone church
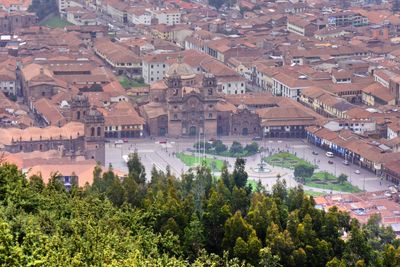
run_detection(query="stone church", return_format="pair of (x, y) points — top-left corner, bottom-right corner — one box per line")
(0, 94), (106, 165)
(140, 61), (261, 138)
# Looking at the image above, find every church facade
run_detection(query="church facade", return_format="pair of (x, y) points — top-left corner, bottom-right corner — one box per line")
(140, 61), (262, 138)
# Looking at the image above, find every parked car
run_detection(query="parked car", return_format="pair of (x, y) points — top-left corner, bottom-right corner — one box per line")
(114, 140), (124, 144)
(343, 160), (349, 165)
(328, 160), (334, 164)
(252, 136), (262, 141)
(159, 140), (167, 144)
(312, 151), (319, 155)
(355, 169), (361, 174)
(123, 138), (128, 143)
(326, 151), (334, 158)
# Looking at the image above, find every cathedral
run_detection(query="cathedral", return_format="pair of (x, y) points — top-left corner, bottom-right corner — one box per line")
(0, 94), (106, 165)
(140, 60), (261, 138)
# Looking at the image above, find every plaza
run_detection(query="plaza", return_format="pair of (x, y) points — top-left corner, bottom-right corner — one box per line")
(106, 137), (393, 194)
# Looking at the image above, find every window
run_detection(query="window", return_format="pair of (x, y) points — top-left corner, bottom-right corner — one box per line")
(97, 127), (101, 136)
(77, 111), (80, 120)
(208, 113), (212, 118)
(42, 92), (45, 96)
(173, 114), (178, 119)
(91, 127), (95, 136)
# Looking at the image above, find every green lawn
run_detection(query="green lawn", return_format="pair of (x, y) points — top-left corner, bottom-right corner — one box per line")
(39, 15), (72, 28)
(118, 76), (146, 89)
(176, 153), (225, 171)
(264, 152), (314, 169)
(304, 171), (361, 193)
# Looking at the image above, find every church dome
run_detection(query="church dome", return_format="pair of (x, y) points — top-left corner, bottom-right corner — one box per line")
(166, 61), (196, 80)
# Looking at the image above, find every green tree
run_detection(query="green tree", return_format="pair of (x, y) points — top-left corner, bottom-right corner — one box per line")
(127, 151), (146, 184)
(294, 163), (315, 181)
(259, 247), (282, 267)
(338, 174), (348, 185)
(184, 214), (205, 260)
(229, 141), (243, 155)
(208, 0), (225, 10)
(232, 158), (248, 188)
(28, 0), (58, 21)
(244, 142), (259, 155)
(213, 140), (228, 154)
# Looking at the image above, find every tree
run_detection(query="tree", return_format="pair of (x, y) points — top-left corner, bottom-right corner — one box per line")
(229, 141), (243, 155)
(294, 163), (315, 181)
(127, 151), (146, 184)
(244, 142), (259, 155)
(28, 0), (58, 21)
(184, 214), (205, 260)
(208, 0), (225, 10)
(338, 174), (348, 185)
(232, 158), (248, 188)
(259, 247), (282, 267)
(213, 140), (228, 154)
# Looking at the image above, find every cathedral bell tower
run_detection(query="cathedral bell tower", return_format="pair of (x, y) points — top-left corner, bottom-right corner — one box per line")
(83, 107), (105, 165)
(202, 73), (217, 97)
(70, 93), (90, 122)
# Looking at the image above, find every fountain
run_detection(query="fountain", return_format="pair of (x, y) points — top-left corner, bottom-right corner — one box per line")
(254, 157), (271, 173)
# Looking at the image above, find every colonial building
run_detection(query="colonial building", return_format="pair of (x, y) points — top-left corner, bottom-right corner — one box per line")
(141, 60), (219, 137)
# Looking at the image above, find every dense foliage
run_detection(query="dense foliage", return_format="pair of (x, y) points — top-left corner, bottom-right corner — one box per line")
(28, 0), (58, 21)
(0, 152), (400, 266)
(194, 140), (259, 157)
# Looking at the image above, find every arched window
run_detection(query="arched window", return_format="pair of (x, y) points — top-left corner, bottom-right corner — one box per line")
(97, 127), (101, 136)
(77, 111), (81, 120)
(91, 127), (95, 136)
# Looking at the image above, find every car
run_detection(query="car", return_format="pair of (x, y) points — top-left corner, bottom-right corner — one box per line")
(114, 140), (124, 144)
(159, 140), (167, 144)
(209, 137), (216, 142)
(123, 138), (128, 143)
(312, 151), (319, 155)
(343, 160), (349, 165)
(252, 136), (262, 141)
(355, 169), (361, 174)
(326, 151), (334, 158)
(328, 160), (334, 164)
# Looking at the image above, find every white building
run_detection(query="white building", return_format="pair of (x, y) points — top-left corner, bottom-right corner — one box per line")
(272, 73), (312, 100)
(150, 9), (181, 26)
(324, 119), (376, 135)
(142, 54), (171, 84)
(127, 8), (151, 25)
(388, 122), (400, 140)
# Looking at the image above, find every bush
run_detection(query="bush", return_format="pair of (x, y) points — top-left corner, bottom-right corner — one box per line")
(194, 141), (212, 151)
(213, 140), (228, 153)
(230, 141), (243, 155)
(294, 163), (315, 180)
(244, 142), (259, 154)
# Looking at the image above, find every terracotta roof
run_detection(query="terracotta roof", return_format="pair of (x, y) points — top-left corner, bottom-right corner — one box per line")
(362, 83), (395, 103)
(140, 102), (167, 119)
(0, 122), (84, 146)
(105, 101), (145, 126)
(32, 98), (65, 126)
